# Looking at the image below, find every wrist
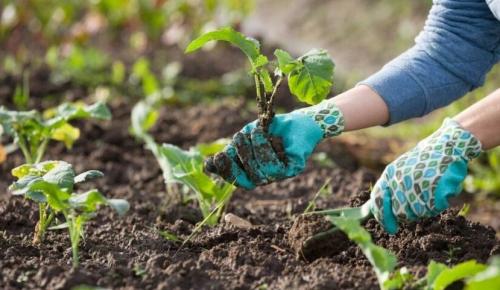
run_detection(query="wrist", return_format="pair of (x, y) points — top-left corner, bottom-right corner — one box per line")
(295, 100), (345, 138)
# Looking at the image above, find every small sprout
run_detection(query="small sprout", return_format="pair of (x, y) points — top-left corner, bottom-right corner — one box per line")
(0, 101), (111, 164)
(9, 161), (129, 266)
(158, 228), (183, 243)
(457, 203), (470, 217)
(133, 264), (147, 278)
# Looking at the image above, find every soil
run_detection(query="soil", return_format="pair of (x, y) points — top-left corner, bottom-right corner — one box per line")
(0, 99), (498, 290)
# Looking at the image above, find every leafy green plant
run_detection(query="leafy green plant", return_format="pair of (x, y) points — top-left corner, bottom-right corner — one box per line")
(310, 203), (500, 289)
(328, 214), (397, 288)
(0, 101), (111, 164)
(185, 27), (334, 132)
(131, 100), (235, 225)
(9, 161), (129, 266)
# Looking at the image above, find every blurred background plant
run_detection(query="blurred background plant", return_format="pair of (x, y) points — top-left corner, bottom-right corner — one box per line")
(1, 0), (498, 198)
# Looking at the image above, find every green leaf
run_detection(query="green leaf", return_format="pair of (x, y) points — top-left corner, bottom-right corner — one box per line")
(330, 216), (397, 286)
(383, 267), (413, 290)
(287, 49), (334, 105)
(50, 123), (81, 148)
(465, 256), (500, 290)
(130, 101), (159, 137)
(186, 27), (268, 69)
(29, 181), (71, 211)
(69, 190), (107, 212)
(74, 170), (104, 184)
(11, 164), (32, 178)
(424, 260), (448, 289)
(107, 199), (130, 216)
(42, 161), (75, 192)
(159, 229), (183, 242)
(274, 49), (298, 74)
(433, 260), (487, 290)
(195, 139), (230, 157)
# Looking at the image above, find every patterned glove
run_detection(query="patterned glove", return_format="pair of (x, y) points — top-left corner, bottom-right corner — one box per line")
(208, 100), (345, 189)
(370, 118), (482, 234)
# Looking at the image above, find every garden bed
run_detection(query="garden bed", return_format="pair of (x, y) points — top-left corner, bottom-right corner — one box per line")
(1, 100), (498, 290)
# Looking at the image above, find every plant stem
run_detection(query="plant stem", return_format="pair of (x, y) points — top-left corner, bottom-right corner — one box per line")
(254, 73), (267, 130)
(33, 203), (46, 244)
(34, 138), (49, 163)
(67, 215), (80, 268)
(17, 136), (33, 164)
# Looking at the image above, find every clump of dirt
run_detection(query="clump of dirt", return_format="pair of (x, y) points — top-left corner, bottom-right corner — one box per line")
(288, 214), (350, 261)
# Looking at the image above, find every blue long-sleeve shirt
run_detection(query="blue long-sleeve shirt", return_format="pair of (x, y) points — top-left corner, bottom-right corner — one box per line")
(359, 0), (500, 125)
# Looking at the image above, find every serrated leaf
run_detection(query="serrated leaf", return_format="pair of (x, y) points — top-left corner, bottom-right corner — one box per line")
(274, 49), (298, 74)
(50, 123), (81, 149)
(288, 49), (334, 105)
(433, 260), (487, 290)
(186, 27), (268, 69)
(74, 170), (104, 184)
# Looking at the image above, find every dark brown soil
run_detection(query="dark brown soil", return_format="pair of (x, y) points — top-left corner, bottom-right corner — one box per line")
(0, 100), (498, 290)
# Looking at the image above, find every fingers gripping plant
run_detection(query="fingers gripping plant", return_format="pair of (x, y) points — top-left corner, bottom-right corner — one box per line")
(185, 27), (334, 133)
(9, 161), (129, 266)
(0, 101), (111, 164)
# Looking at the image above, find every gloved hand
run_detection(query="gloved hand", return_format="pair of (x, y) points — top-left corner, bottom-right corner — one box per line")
(207, 100), (345, 189)
(370, 118), (482, 234)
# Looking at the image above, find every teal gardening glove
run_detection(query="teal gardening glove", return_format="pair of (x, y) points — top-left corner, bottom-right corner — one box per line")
(207, 100), (345, 190)
(370, 118), (483, 234)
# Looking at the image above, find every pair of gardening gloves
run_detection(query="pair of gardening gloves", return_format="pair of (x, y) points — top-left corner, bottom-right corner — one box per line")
(208, 100), (482, 234)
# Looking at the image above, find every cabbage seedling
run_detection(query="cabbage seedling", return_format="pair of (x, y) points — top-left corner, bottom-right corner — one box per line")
(185, 27), (335, 131)
(0, 102), (111, 164)
(131, 101), (235, 225)
(9, 161), (129, 257)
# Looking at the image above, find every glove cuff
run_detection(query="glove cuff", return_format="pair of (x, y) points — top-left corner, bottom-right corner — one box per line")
(295, 100), (345, 138)
(419, 118), (483, 161)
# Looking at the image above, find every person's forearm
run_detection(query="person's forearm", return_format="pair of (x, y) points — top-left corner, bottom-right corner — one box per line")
(454, 89), (500, 150)
(331, 85), (389, 131)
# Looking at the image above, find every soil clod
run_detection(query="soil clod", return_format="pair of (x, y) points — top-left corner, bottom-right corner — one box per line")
(288, 214), (351, 261)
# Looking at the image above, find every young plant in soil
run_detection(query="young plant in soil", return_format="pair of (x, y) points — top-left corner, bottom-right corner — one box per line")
(9, 161), (129, 267)
(306, 206), (500, 289)
(131, 101), (235, 226)
(185, 27), (334, 168)
(0, 101), (111, 164)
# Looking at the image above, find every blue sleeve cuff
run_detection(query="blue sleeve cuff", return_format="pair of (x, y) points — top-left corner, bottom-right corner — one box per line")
(358, 47), (475, 126)
(358, 62), (427, 125)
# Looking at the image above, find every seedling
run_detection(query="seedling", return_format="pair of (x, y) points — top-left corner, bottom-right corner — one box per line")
(185, 27), (334, 169)
(302, 200), (373, 253)
(312, 203), (500, 290)
(131, 100), (235, 225)
(0, 101), (111, 164)
(9, 161), (129, 266)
